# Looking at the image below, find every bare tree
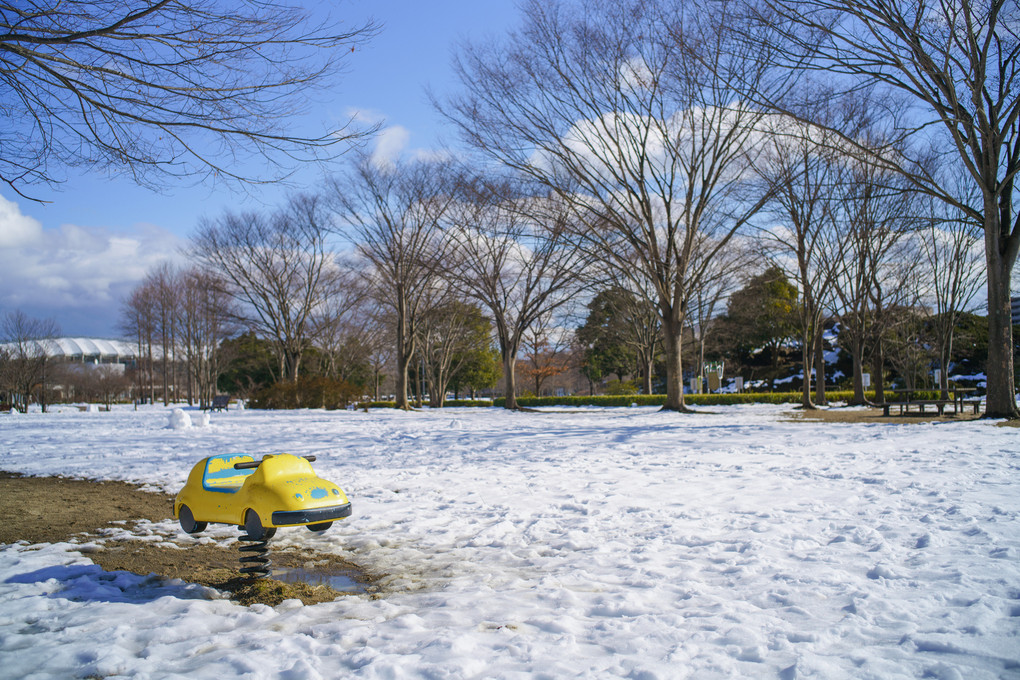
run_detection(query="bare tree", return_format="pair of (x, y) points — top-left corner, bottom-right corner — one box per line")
(0, 310), (59, 412)
(416, 297), (491, 408)
(142, 263), (180, 405)
(358, 301), (394, 402)
(177, 267), (235, 407)
(445, 181), (588, 410)
(518, 311), (573, 397)
(866, 239), (922, 404)
(753, 0), (1020, 417)
(584, 277), (663, 395)
(684, 238), (746, 393)
(311, 262), (370, 384)
(332, 156), (456, 410)
(621, 286), (662, 396)
(754, 107), (853, 408)
(0, 1), (377, 198)
(444, 0), (785, 411)
(192, 193), (339, 383)
(120, 284), (157, 403)
(885, 308), (935, 391)
(917, 194), (985, 399)
(829, 155), (918, 404)
(57, 363), (131, 408)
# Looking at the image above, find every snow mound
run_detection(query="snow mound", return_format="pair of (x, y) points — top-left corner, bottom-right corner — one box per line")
(167, 409), (191, 429)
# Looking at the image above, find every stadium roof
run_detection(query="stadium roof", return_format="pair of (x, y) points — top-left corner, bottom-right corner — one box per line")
(0, 338), (162, 361)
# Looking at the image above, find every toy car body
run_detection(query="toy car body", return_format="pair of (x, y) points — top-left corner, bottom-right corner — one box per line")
(174, 453), (351, 540)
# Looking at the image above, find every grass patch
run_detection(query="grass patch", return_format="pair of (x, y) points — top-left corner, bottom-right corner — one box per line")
(227, 577), (340, 607)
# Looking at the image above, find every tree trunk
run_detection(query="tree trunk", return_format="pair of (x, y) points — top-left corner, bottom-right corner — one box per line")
(414, 360), (423, 408)
(938, 336), (951, 401)
(147, 344), (155, 404)
(850, 331), (867, 406)
(502, 352), (519, 410)
(287, 350), (301, 384)
(983, 219), (1019, 417)
(162, 346), (169, 406)
(661, 319), (686, 411)
(814, 327), (828, 405)
(38, 359), (46, 413)
(394, 296), (413, 410)
(395, 347), (411, 410)
(800, 328), (814, 409)
(871, 341), (885, 404)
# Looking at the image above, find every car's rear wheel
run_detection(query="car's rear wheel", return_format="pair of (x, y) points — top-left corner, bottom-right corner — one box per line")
(244, 509), (276, 541)
(306, 522), (333, 532)
(178, 505), (207, 534)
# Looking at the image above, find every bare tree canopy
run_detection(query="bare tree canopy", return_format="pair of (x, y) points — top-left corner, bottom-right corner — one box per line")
(0, 1), (377, 198)
(753, 101), (851, 408)
(0, 309), (60, 412)
(443, 0), (787, 411)
(446, 179), (588, 410)
(749, 0), (1020, 416)
(192, 194), (340, 383)
(331, 155), (458, 410)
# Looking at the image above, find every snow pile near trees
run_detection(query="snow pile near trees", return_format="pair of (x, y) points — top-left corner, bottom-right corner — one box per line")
(167, 408), (191, 429)
(1, 405), (1017, 678)
(167, 408), (210, 430)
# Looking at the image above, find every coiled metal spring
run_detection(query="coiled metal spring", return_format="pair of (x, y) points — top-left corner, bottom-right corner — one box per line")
(238, 534), (272, 579)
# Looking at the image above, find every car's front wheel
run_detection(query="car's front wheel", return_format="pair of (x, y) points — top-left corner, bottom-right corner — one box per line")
(243, 509), (276, 541)
(178, 505), (207, 534)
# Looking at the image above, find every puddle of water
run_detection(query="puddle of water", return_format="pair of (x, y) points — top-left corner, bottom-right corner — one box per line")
(273, 566), (367, 593)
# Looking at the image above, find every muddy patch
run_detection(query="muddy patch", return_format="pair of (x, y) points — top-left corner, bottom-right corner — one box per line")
(0, 472), (377, 606)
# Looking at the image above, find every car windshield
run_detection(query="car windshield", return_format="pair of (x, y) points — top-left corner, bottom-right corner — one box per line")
(202, 454), (256, 492)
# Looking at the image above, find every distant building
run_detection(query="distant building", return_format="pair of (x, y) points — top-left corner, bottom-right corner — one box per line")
(1, 337), (157, 366)
(0, 338), (173, 406)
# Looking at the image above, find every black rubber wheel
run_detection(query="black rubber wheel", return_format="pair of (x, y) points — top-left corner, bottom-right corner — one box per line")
(244, 509), (276, 541)
(306, 522), (333, 532)
(178, 505), (207, 534)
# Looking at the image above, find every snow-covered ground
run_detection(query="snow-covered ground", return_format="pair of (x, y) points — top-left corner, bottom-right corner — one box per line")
(1, 404), (1018, 679)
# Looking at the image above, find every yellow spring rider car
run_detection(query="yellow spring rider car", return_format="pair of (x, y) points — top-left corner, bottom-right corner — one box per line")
(174, 453), (352, 541)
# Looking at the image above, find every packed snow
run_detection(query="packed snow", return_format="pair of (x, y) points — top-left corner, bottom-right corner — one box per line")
(1, 404), (1018, 679)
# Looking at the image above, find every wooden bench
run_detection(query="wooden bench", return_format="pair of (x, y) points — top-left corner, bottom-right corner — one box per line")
(959, 399), (982, 414)
(879, 400), (952, 416)
(203, 395), (231, 412)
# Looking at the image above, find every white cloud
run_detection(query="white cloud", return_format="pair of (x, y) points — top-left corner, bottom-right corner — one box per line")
(0, 194), (44, 247)
(0, 195), (185, 336)
(344, 107), (387, 127)
(371, 125), (412, 169)
(345, 108), (455, 169)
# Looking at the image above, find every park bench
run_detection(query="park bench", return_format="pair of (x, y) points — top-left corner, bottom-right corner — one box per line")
(879, 399), (952, 417)
(878, 387), (982, 416)
(959, 399), (982, 414)
(203, 395), (231, 412)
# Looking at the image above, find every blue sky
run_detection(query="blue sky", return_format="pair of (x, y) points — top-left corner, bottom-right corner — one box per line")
(0, 0), (520, 338)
